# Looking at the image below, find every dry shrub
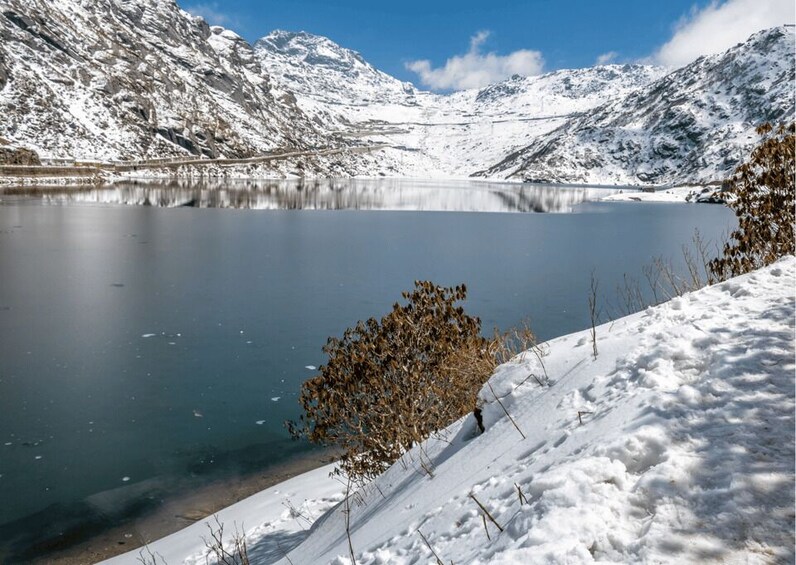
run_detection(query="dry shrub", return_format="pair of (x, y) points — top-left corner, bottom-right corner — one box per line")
(288, 281), (536, 481)
(709, 122), (795, 280)
(202, 517), (250, 565)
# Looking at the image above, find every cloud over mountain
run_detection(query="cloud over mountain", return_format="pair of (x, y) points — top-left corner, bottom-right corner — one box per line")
(406, 31), (544, 91)
(652, 0), (795, 67)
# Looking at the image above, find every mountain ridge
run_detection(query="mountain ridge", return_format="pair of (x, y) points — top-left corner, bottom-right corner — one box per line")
(480, 26), (796, 184)
(0, 1), (792, 184)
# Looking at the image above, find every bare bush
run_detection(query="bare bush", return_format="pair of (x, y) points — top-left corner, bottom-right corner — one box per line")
(588, 271), (600, 359)
(202, 516), (250, 565)
(613, 230), (719, 317)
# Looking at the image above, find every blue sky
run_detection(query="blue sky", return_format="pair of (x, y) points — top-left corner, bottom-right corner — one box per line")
(180, 0), (794, 90)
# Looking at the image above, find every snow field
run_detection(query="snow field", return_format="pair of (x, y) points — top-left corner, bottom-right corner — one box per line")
(282, 257), (795, 564)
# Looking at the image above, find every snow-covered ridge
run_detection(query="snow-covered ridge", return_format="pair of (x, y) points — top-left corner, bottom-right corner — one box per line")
(254, 30), (417, 105)
(251, 25), (792, 184)
(105, 257), (796, 564)
(253, 27), (668, 177)
(0, 0), (323, 161)
(0, 1), (792, 183)
(482, 26), (796, 185)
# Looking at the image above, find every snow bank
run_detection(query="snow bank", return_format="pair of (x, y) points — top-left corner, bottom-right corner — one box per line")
(107, 257), (795, 564)
(103, 464), (343, 565)
(599, 185), (729, 204)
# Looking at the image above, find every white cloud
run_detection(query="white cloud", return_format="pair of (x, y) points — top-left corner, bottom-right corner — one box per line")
(183, 2), (235, 28)
(595, 51), (619, 66)
(652, 0), (795, 68)
(406, 31), (544, 91)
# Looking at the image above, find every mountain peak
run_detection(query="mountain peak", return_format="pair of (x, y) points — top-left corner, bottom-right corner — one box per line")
(254, 29), (416, 104)
(256, 29), (367, 69)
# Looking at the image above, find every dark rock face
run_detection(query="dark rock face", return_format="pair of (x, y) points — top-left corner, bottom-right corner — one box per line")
(0, 145), (41, 165)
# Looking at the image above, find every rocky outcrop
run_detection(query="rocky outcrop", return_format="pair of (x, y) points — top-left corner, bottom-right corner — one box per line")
(0, 144), (41, 165)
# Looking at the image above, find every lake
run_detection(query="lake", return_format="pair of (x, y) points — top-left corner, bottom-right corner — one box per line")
(0, 179), (735, 560)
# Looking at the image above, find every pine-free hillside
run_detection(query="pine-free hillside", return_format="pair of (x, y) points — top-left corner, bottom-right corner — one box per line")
(253, 29), (668, 177)
(0, 0), (322, 161)
(254, 30), (419, 106)
(0, 0), (793, 184)
(482, 26), (796, 185)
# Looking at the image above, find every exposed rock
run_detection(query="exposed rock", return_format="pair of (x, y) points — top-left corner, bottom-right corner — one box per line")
(0, 145), (41, 165)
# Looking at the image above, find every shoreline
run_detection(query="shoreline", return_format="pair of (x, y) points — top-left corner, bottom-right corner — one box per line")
(30, 448), (337, 565)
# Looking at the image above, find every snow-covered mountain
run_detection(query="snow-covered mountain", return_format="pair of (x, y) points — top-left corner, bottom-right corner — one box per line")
(0, 0), (792, 184)
(482, 26), (796, 185)
(254, 30), (418, 107)
(0, 0), (323, 161)
(254, 30), (668, 177)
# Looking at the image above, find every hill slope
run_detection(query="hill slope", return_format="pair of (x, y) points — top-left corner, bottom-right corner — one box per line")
(0, 1), (792, 183)
(0, 0), (321, 160)
(482, 26), (796, 185)
(254, 31), (667, 177)
(105, 257), (795, 564)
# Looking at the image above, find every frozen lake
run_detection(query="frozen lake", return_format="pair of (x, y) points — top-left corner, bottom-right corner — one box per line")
(0, 179), (735, 560)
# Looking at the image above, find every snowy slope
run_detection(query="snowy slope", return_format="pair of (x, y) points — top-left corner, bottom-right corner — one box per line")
(105, 257), (796, 564)
(483, 26), (796, 185)
(0, 0), (322, 160)
(254, 30), (418, 107)
(254, 33), (666, 177)
(0, 1), (792, 182)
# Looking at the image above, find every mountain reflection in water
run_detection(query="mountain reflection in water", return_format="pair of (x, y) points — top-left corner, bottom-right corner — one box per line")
(3, 179), (629, 213)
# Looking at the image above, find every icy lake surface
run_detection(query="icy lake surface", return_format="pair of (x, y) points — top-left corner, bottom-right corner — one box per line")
(0, 179), (735, 558)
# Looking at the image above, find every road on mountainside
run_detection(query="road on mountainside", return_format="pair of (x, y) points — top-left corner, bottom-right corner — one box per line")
(0, 144), (389, 181)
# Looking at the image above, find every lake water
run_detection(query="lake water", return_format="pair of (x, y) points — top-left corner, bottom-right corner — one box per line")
(0, 179), (735, 560)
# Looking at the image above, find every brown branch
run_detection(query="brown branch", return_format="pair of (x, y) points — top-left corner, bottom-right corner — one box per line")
(417, 529), (445, 565)
(469, 493), (504, 533)
(486, 381), (526, 439)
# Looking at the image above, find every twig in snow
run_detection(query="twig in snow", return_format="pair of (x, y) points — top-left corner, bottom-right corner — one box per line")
(136, 544), (167, 565)
(589, 271), (600, 360)
(486, 381), (526, 439)
(343, 476), (357, 565)
(469, 493), (504, 532)
(514, 482), (527, 505)
(276, 539), (295, 565)
(417, 529), (445, 565)
(481, 514), (491, 540)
